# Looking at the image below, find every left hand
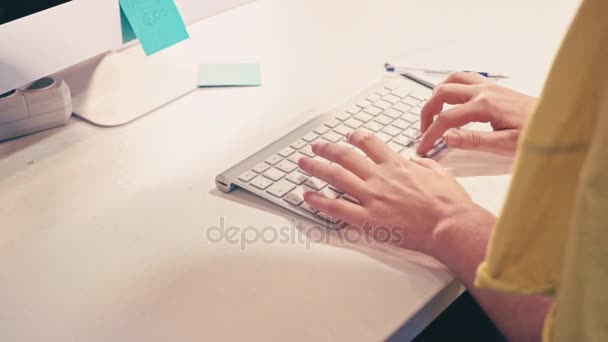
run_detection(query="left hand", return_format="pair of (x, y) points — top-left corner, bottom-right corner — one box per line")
(298, 130), (475, 254)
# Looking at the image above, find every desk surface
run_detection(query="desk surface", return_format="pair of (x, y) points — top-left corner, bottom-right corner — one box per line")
(0, 1), (579, 341)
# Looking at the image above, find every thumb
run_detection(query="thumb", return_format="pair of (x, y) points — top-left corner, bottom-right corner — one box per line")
(444, 129), (519, 156)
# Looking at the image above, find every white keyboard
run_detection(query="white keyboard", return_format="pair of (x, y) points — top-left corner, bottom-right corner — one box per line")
(216, 76), (447, 229)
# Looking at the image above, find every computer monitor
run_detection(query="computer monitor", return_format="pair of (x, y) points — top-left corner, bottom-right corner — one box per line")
(0, 0), (255, 96)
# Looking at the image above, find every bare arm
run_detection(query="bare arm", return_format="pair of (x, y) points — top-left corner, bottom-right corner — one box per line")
(433, 205), (552, 342)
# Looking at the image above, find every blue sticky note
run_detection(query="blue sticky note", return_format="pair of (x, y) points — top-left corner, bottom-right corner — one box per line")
(198, 64), (262, 87)
(120, 6), (137, 44)
(119, 0), (189, 56)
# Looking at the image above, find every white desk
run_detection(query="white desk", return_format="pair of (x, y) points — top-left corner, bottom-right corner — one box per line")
(0, 1), (579, 341)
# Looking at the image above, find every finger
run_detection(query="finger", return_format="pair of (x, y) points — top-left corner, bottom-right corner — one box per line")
(444, 129), (519, 157)
(298, 157), (370, 200)
(347, 130), (398, 164)
(439, 71), (491, 86)
(310, 141), (376, 180)
(417, 102), (482, 154)
(304, 192), (368, 226)
(408, 157), (445, 173)
(421, 83), (478, 132)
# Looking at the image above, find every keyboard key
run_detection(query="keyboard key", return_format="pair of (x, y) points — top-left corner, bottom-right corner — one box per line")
(410, 89), (431, 101)
(344, 118), (364, 129)
(383, 94), (401, 104)
(252, 162), (271, 174)
(267, 180), (296, 198)
(410, 107), (422, 116)
(305, 177), (327, 191)
(402, 113), (419, 123)
(386, 141), (404, 152)
(265, 154), (283, 165)
(364, 121), (384, 132)
(375, 131), (392, 143)
(403, 128), (422, 140)
(374, 100), (392, 110)
(384, 108), (402, 119)
(392, 87), (413, 98)
(374, 115), (393, 125)
(300, 145), (316, 157)
(298, 168), (311, 176)
(276, 160), (298, 173)
(402, 96), (420, 106)
(239, 170), (257, 182)
(302, 132), (319, 142)
(284, 187), (305, 205)
(250, 176), (273, 190)
(391, 119), (410, 130)
(384, 83), (400, 91)
(382, 125), (401, 137)
(300, 202), (318, 214)
(335, 111), (351, 121)
(317, 212), (340, 224)
(323, 131), (342, 143)
(345, 105), (361, 115)
(366, 93), (381, 102)
(393, 102), (412, 113)
(375, 88), (391, 96)
(291, 140), (308, 149)
(314, 125), (330, 135)
(325, 119), (341, 128)
(357, 99), (372, 108)
(354, 112), (374, 123)
(318, 187), (341, 199)
(392, 135), (413, 147)
(364, 106), (382, 116)
(264, 168), (286, 181)
(334, 125), (352, 136)
(287, 152), (306, 164)
(278, 147), (295, 157)
(286, 171), (309, 185)
(376, 132), (393, 144)
(399, 146), (419, 159)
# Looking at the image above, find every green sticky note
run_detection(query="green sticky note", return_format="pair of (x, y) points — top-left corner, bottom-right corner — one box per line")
(198, 64), (262, 87)
(119, 0), (189, 56)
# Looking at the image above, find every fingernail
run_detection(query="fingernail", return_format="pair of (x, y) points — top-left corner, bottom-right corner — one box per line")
(445, 130), (463, 147)
(346, 131), (354, 141)
(298, 157), (310, 169)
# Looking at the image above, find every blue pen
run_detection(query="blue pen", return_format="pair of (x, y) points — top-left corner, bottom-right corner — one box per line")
(384, 63), (508, 79)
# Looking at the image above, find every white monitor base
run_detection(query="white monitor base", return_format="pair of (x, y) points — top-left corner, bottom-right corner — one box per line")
(58, 52), (196, 127)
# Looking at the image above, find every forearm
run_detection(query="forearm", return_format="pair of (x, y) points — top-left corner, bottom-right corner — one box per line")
(431, 204), (552, 342)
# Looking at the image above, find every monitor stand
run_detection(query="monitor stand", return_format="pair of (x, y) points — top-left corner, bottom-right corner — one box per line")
(56, 51), (196, 127)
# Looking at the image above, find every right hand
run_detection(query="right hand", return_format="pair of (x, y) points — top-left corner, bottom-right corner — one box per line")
(417, 72), (537, 157)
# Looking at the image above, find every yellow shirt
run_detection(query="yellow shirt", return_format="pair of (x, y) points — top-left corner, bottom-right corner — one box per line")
(474, 0), (608, 340)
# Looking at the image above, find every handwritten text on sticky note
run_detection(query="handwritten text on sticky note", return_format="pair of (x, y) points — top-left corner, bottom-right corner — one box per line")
(119, 0), (189, 56)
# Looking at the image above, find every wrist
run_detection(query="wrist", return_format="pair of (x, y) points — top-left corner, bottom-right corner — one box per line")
(427, 203), (496, 261)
